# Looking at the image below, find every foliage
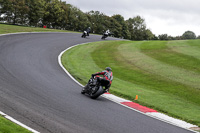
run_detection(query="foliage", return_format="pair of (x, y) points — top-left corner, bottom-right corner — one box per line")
(158, 34), (169, 40)
(0, 0), (29, 24)
(0, 0), (153, 40)
(0, 0), (198, 40)
(126, 16), (154, 40)
(112, 14), (130, 39)
(86, 11), (109, 34)
(182, 30), (196, 39)
(27, 0), (45, 27)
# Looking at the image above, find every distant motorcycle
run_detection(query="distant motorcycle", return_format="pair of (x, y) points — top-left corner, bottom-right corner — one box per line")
(101, 30), (112, 40)
(81, 76), (107, 99)
(81, 31), (88, 38)
(101, 33), (109, 39)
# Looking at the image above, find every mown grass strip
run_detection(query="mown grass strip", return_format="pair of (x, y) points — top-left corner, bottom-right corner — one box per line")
(140, 41), (200, 73)
(61, 40), (200, 127)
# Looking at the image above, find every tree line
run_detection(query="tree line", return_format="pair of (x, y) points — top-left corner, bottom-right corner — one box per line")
(0, 0), (199, 40)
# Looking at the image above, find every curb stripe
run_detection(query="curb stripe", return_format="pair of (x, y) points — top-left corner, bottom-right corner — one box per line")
(102, 93), (198, 132)
(121, 102), (157, 113)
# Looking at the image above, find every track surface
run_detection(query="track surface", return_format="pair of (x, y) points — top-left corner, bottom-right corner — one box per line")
(0, 33), (193, 133)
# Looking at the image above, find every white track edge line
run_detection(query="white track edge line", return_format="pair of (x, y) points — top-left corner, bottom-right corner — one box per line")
(0, 32), (63, 133)
(58, 42), (199, 133)
(0, 111), (39, 133)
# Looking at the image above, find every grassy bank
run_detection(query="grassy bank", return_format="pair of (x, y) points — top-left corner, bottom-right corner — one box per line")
(0, 23), (71, 34)
(61, 40), (200, 127)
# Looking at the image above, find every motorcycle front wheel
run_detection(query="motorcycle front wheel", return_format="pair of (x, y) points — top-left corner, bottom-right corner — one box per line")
(81, 84), (90, 94)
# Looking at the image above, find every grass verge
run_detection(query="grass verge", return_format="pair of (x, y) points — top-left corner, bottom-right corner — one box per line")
(0, 23), (71, 34)
(0, 115), (31, 133)
(61, 40), (200, 127)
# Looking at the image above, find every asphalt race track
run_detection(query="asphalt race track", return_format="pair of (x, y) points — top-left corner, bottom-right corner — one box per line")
(0, 33), (194, 133)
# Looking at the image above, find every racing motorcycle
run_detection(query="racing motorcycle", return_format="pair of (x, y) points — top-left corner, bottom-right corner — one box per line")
(81, 31), (88, 38)
(101, 32), (113, 40)
(81, 76), (107, 99)
(101, 33), (109, 39)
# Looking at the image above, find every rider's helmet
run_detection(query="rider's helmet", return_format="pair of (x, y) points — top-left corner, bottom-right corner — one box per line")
(105, 67), (112, 71)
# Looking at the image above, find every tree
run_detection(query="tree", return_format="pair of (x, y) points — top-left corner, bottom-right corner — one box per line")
(112, 14), (130, 39)
(87, 11), (108, 34)
(158, 34), (168, 40)
(43, 0), (66, 28)
(17, 0), (29, 24)
(197, 35), (200, 39)
(175, 36), (182, 40)
(66, 5), (90, 31)
(0, 0), (29, 24)
(59, 1), (69, 29)
(126, 16), (153, 40)
(0, 0), (17, 23)
(109, 17), (122, 38)
(152, 34), (159, 40)
(144, 29), (154, 40)
(27, 0), (45, 27)
(182, 31), (196, 39)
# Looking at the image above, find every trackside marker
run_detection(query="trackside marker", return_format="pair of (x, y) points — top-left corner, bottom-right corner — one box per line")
(134, 95), (138, 100)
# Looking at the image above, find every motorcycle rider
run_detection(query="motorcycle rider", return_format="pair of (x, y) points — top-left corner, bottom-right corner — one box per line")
(86, 27), (91, 36)
(102, 29), (111, 39)
(82, 27), (91, 38)
(104, 29), (110, 36)
(91, 67), (113, 92)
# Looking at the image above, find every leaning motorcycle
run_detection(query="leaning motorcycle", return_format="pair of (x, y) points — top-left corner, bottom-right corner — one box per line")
(101, 33), (109, 40)
(81, 76), (107, 99)
(81, 31), (88, 38)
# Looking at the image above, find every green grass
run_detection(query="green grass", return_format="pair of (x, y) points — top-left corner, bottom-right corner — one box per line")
(0, 115), (31, 133)
(61, 40), (200, 127)
(0, 23), (71, 34)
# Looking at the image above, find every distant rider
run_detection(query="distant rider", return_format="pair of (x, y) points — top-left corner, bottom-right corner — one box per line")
(92, 67), (113, 92)
(104, 29), (110, 36)
(86, 27), (91, 36)
(101, 29), (111, 39)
